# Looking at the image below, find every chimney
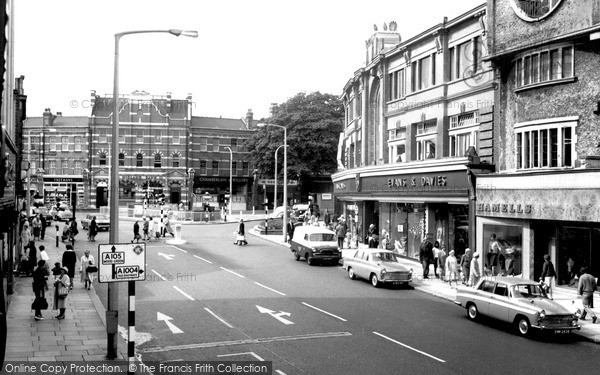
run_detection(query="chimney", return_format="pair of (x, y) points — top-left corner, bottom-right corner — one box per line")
(245, 108), (254, 129)
(43, 108), (53, 127)
(56, 112), (62, 116)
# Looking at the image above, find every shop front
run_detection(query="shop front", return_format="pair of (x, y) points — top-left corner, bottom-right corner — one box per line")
(476, 171), (600, 285)
(43, 176), (84, 208)
(194, 176), (252, 211)
(333, 163), (471, 261)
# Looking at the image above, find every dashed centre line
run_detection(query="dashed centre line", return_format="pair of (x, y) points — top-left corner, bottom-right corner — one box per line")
(193, 255), (213, 264)
(302, 302), (347, 321)
(220, 267), (245, 278)
(151, 269), (167, 281)
(170, 245), (188, 253)
(204, 307), (234, 328)
(254, 282), (286, 296)
(173, 286), (195, 301)
(373, 331), (445, 363)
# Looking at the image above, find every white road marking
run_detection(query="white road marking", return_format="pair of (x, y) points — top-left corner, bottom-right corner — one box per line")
(220, 267), (245, 278)
(151, 269), (167, 281)
(218, 352), (264, 361)
(255, 282), (286, 296)
(372, 331), (445, 363)
(275, 371), (287, 375)
(193, 255), (213, 264)
(204, 307), (234, 328)
(157, 312), (184, 334)
(173, 286), (195, 301)
(157, 252), (175, 260)
(256, 305), (294, 325)
(302, 302), (347, 321)
(139, 332), (353, 353)
(170, 245), (188, 253)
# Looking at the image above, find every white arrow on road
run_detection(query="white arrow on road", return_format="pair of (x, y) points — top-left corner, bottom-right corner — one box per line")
(157, 312), (184, 334)
(157, 252), (175, 260)
(256, 305), (294, 325)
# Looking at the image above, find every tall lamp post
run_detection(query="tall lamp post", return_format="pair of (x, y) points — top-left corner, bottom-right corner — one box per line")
(110, 28), (198, 361)
(257, 123), (287, 243)
(274, 145), (284, 209)
(26, 128), (55, 218)
(224, 147), (233, 218)
(188, 168), (195, 211)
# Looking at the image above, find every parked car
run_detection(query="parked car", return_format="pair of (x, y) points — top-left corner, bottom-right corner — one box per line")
(290, 226), (341, 265)
(454, 277), (581, 337)
(268, 206), (292, 220)
(343, 249), (413, 288)
(57, 209), (73, 222)
(291, 204), (309, 220)
(80, 214), (110, 231)
(36, 207), (54, 222)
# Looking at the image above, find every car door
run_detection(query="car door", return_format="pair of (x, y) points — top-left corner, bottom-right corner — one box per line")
(473, 280), (495, 316)
(351, 251), (367, 279)
(487, 283), (510, 321)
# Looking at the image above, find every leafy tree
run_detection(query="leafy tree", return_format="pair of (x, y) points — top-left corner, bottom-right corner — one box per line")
(245, 91), (344, 196)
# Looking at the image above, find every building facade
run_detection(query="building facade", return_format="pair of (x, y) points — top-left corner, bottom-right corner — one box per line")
(333, 4), (495, 260)
(480, 0), (600, 283)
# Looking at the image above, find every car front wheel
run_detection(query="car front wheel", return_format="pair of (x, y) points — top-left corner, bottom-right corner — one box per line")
(370, 274), (380, 288)
(306, 255), (313, 266)
(467, 303), (479, 321)
(516, 316), (531, 336)
(348, 267), (356, 280)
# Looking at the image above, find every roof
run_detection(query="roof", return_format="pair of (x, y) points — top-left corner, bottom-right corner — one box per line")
(191, 116), (249, 130)
(293, 226), (335, 235)
(24, 116), (88, 128)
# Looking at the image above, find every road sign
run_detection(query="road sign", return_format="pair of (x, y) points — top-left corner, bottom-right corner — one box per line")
(98, 243), (146, 283)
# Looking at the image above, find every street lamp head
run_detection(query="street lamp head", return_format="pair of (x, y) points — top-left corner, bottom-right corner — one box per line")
(169, 29), (199, 38)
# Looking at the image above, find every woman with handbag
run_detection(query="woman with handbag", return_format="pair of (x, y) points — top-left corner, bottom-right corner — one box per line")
(32, 259), (49, 321)
(80, 250), (97, 290)
(53, 266), (70, 320)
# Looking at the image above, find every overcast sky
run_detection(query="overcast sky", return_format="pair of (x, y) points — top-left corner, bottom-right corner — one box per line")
(15, 0), (485, 120)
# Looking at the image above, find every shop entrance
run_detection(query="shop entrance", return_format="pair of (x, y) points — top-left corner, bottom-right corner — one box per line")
(363, 201), (379, 244)
(170, 183), (181, 204)
(96, 186), (108, 207)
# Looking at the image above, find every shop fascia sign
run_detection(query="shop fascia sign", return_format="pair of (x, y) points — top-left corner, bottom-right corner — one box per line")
(477, 202), (533, 215)
(257, 179), (298, 186)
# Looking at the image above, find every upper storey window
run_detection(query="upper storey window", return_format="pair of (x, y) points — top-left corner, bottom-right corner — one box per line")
(515, 44), (573, 89)
(515, 118), (576, 170)
(388, 68), (406, 101)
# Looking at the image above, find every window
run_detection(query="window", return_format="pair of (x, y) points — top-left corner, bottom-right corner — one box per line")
(119, 129), (125, 143)
(232, 161), (237, 172)
(172, 154), (179, 168)
(494, 284), (508, 297)
(515, 119), (576, 170)
(136, 154), (143, 167)
(173, 131), (181, 145)
(213, 138), (220, 152)
(50, 136), (57, 151)
(119, 153), (125, 167)
(479, 280), (495, 293)
(417, 139), (436, 160)
(395, 144), (406, 163)
(515, 44), (574, 88)
(242, 162), (249, 176)
(200, 138), (207, 151)
(61, 160), (69, 175)
(74, 136), (82, 151)
(449, 37), (483, 81)
(231, 138), (237, 151)
(48, 160), (56, 175)
(99, 129), (107, 143)
(412, 54), (434, 91)
(136, 130), (144, 143)
(99, 153), (107, 166)
(212, 161), (219, 175)
(449, 111), (480, 157)
(388, 68), (406, 101)
(154, 154), (161, 168)
(200, 160), (207, 174)
(154, 130), (162, 144)
(62, 136), (69, 151)
(74, 160), (81, 175)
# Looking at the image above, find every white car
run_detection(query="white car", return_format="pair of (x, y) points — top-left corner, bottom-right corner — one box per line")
(290, 226), (341, 265)
(343, 249), (413, 288)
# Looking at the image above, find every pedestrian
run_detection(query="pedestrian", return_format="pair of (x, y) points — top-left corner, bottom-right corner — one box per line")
(287, 219), (296, 243)
(61, 244), (77, 290)
(142, 217), (150, 241)
(53, 266), (70, 320)
(437, 247), (447, 280)
(131, 221), (140, 243)
(69, 218), (79, 242)
(470, 252), (481, 287)
(336, 220), (347, 249)
(540, 254), (556, 299)
(21, 221), (32, 253)
(323, 208), (330, 227)
(32, 214), (42, 241)
(40, 213), (47, 240)
(164, 216), (174, 237)
(460, 248), (473, 285)
(577, 266), (597, 323)
(234, 218), (248, 245)
(88, 216), (98, 242)
(51, 262), (62, 281)
(445, 250), (458, 287)
(419, 238), (434, 279)
(505, 246), (516, 276)
(80, 249), (96, 290)
(27, 241), (38, 277)
(38, 245), (50, 272)
(432, 241), (441, 277)
(32, 259), (49, 321)
(153, 216), (161, 239)
(61, 222), (70, 242)
(148, 217), (155, 240)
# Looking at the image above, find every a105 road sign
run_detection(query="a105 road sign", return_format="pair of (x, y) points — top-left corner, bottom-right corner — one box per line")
(98, 243), (146, 283)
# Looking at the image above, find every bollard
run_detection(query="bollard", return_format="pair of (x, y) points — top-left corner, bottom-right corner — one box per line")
(55, 224), (59, 247)
(166, 223), (186, 245)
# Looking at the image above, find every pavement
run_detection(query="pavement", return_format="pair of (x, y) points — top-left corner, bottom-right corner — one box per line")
(4, 216), (599, 365)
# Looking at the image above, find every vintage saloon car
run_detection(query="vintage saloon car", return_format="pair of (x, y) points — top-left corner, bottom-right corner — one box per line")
(455, 277), (581, 336)
(290, 226), (341, 265)
(343, 249), (413, 288)
(80, 214), (110, 231)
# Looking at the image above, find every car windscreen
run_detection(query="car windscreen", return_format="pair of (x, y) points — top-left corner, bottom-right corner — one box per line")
(309, 233), (335, 242)
(512, 284), (546, 299)
(371, 252), (398, 262)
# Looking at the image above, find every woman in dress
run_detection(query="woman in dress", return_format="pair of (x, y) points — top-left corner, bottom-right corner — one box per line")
(53, 266), (70, 320)
(80, 249), (96, 290)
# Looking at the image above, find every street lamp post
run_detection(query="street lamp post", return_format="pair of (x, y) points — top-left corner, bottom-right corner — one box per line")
(274, 145), (284, 209)
(110, 28), (198, 361)
(26, 128), (55, 219)
(257, 123), (287, 243)
(188, 168), (195, 211)
(224, 147), (233, 218)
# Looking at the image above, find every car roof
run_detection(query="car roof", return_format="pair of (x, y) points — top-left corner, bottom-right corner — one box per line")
(356, 249), (397, 255)
(485, 276), (538, 287)
(293, 226), (335, 235)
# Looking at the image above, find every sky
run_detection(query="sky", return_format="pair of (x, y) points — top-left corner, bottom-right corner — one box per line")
(14, 0), (485, 121)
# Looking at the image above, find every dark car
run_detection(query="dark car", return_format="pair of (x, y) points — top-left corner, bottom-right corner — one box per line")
(36, 207), (54, 222)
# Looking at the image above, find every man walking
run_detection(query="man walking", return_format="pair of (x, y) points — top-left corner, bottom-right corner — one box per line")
(578, 266), (597, 323)
(419, 238), (433, 279)
(142, 217), (150, 241)
(336, 219), (347, 250)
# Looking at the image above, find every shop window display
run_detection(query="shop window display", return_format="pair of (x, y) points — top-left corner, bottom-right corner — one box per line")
(483, 224), (523, 276)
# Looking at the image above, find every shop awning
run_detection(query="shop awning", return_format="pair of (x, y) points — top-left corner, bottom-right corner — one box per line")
(335, 195), (468, 204)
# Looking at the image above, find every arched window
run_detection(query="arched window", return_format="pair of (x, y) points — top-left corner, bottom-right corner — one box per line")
(99, 153), (107, 166)
(172, 154), (179, 168)
(154, 154), (161, 168)
(119, 153), (125, 167)
(136, 154), (143, 167)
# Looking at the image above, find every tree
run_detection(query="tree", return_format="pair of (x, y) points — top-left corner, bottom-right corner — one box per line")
(245, 91), (344, 197)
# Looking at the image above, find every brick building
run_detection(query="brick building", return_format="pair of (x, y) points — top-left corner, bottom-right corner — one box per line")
(333, 4), (495, 258)
(478, 0), (600, 283)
